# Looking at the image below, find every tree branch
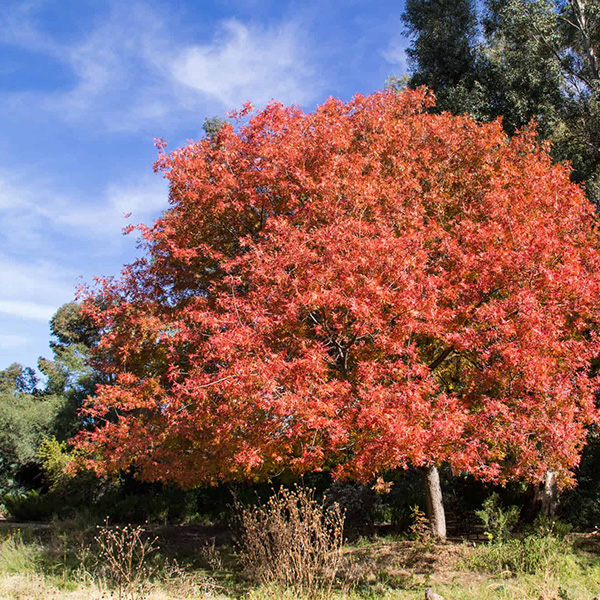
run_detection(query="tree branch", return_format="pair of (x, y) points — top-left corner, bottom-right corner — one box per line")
(428, 346), (455, 371)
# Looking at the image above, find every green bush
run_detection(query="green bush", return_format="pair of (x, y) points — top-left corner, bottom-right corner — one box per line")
(1, 490), (62, 522)
(476, 492), (520, 543)
(465, 519), (574, 576)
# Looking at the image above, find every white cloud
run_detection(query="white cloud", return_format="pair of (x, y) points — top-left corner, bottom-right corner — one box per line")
(0, 170), (168, 329)
(107, 176), (169, 218)
(0, 333), (28, 348)
(0, 254), (77, 326)
(0, 300), (56, 322)
(171, 19), (317, 107)
(0, 166), (168, 244)
(382, 35), (409, 73)
(52, 174), (169, 238)
(0, 4), (321, 132)
(0, 256), (72, 300)
(0, 1), (57, 53)
(41, 4), (171, 129)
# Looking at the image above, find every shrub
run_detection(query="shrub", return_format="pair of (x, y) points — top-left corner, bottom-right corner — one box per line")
(409, 505), (434, 552)
(235, 486), (344, 598)
(465, 518), (573, 577)
(476, 493), (520, 543)
(1, 490), (62, 521)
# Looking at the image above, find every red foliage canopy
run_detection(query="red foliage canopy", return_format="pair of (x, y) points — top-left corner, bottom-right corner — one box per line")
(77, 89), (600, 489)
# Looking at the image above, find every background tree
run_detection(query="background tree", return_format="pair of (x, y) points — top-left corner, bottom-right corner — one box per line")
(480, 0), (565, 136)
(76, 90), (600, 539)
(401, 0), (487, 117)
(202, 116), (227, 139)
(0, 364), (64, 492)
(402, 0), (600, 203)
(38, 301), (101, 438)
(0, 302), (100, 495)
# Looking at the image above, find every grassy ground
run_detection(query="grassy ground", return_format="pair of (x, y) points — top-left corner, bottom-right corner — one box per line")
(0, 521), (599, 599)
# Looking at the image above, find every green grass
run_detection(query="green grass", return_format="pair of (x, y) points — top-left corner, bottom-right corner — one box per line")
(0, 522), (599, 599)
(0, 529), (40, 574)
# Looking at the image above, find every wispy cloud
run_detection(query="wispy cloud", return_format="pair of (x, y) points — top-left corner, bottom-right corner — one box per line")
(0, 300), (57, 322)
(0, 166), (168, 245)
(0, 254), (78, 322)
(42, 4), (172, 131)
(0, 3), (322, 132)
(0, 168), (168, 340)
(0, 333), (28, 348)
(382, 34), (409, 74)
(48, 174), (169, 238)
(171, 19), (317, 107)
(0, 1), (57, 52)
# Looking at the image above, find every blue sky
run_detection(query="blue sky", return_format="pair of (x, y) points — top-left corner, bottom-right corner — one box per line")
(0, 0), (409, 370)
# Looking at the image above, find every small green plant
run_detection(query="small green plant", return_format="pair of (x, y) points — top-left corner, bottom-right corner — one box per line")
(375, 569), (412, 590)
(476, 493), (520, 543)
(409, 505), (433, 552)
(557, 586), (572, 600)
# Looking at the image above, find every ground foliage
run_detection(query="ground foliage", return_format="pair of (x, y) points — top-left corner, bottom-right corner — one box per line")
(0, 517), (600, 600)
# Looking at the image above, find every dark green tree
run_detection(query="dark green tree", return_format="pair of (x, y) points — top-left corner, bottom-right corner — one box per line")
(553, 0), (600, 201)
(0, 303), (101, 494)
(0, 364), (64, 492)
(0, 363), (38, 396)
(401, 0), (488, 116)
(202, 115), (226, 139)
(38, 301), (101, 437)
(401, 0), (600, 203)
(480, 0), (565, 135)
(483, 0), (600, 199)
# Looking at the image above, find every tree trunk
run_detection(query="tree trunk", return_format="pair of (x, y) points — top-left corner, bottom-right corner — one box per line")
(540, 470), (559, 517)
(423, 465), (447, 540)
(521, 470), (559, 522)
(571, 0), (599, 81)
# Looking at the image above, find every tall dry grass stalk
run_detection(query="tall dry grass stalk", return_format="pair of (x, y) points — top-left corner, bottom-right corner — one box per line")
(235, 486), (345, 599)
(94, 521), (159, 600)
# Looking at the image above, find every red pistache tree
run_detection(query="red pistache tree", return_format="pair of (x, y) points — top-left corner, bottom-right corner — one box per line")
(77, 89), (600, 539)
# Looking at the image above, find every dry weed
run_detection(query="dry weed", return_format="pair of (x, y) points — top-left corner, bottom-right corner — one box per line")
(235, 486), (344, 599)
(93, 521), (159, 600)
